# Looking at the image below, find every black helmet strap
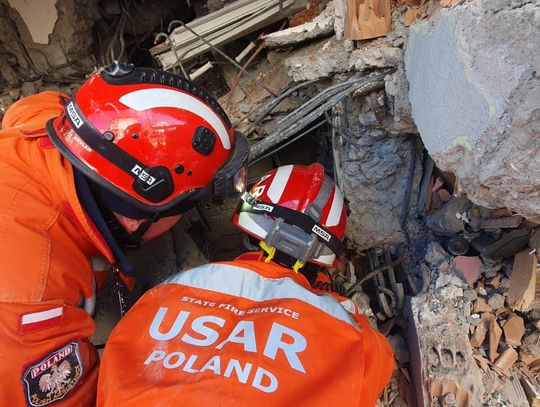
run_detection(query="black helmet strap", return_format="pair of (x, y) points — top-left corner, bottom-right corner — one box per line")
(61, 98), (174, 203)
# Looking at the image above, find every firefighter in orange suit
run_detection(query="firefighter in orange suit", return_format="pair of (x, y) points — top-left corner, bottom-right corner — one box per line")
(0, 62), (248, 406)
(97, 164), (394, 406)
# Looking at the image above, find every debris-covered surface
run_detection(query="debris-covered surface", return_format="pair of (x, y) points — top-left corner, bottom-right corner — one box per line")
(1, 0), (539, 405)
(408, 240), (540, 406)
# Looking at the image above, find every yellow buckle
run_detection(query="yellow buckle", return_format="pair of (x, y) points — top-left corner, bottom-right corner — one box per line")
(292, 260), (305, 273)
(259, 241), (276, 263)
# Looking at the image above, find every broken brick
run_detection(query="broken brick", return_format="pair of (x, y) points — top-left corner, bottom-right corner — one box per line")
(489, 318), (502, 362)
(495, 347), (519, 372)
(507, 250), (537, 311)
(470, 313), (493, 347)
(503, 314), (525, 347)
(454, 256), (483, 285)
(473, 297), (492, 313)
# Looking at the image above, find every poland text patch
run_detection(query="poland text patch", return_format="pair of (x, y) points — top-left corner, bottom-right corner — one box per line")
(22, 341), (83, 406)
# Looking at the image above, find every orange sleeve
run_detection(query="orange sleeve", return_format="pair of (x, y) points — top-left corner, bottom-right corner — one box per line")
(1, 91), (68, 132)
(0, 301), (99, 406)
(357, 315), (395, 405)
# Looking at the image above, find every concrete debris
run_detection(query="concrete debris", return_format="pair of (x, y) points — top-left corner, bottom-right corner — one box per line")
(351, 46), (402, 71)
(405, 0), (540, 223)
(463, 289), (477, 302)
(502, 374), (530, 407)
(411, 233), (540, 404)
(284, 38), (402, 81)
(263, 2), (335, 48)
(426, 196), (472, 236)
(332, 0), (346, 39)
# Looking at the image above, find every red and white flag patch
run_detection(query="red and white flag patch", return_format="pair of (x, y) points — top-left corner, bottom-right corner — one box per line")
(20, 307), (64, 335)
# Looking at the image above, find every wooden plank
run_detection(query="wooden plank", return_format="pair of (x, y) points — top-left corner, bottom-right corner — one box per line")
(345, 0), (392, 40)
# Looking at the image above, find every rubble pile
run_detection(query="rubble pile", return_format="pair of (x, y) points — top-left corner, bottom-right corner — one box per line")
(0, 0), (538, 404)
(405, 180), (540, 406)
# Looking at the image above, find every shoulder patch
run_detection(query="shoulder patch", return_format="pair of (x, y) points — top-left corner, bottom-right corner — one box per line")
(22, 341), (83, 406)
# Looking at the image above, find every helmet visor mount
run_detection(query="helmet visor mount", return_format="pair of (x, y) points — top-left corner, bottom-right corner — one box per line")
(48, 98), (249, 218)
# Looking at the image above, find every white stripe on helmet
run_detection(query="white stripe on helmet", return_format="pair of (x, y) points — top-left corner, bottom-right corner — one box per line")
(311, 252), (336, 266)
(325, 187), (343, 227)
(267, 165), (293, 203)
(237, 212), (268, 239)
(163, 263), (358, 329)
(118, 88), (231, 150)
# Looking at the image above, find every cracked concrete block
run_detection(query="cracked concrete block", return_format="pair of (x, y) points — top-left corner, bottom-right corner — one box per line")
(351, 46), (403, 71)
(408, 292), (484, 406)
(264, 2), (335, 47)
(405, 0), (540, 222)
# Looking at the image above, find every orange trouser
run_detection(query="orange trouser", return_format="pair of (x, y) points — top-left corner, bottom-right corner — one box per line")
(97, 260), (393, 406)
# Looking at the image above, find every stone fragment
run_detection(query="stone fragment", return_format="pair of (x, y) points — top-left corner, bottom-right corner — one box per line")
(487, 293), (505, 310)
(495, 347), (519, 372)
(463, 289), (477, 302)
(454, 256), (483, 285)
(503, 314), (525, 347)
(507, 250), (537, 312)
(436, 273), (452, 289)
(439, 285), (463, 299)
(425, 242), (449, 267)
(477, 287), (487, 296)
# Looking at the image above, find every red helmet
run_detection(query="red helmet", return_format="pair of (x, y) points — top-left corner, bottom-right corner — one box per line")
(232, 163), (347, 267)
(46, 62), (249, 216)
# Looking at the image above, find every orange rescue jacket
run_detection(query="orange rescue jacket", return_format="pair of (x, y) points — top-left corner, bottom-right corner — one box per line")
(0, 92), (115, 406)
(97, 259), (394, 406)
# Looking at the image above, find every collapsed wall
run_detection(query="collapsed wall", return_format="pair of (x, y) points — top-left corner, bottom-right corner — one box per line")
(405, 0), (540, 223)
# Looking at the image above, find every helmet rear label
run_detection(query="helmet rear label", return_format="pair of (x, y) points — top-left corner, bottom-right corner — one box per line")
(311, 225), (331, 242)
(66, 102), (83, 129)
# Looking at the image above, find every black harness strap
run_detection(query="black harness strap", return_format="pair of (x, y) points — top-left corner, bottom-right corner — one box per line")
(240, 193), (343, 255)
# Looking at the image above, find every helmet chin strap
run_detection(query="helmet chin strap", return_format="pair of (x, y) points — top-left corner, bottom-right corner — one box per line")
(104, 210), (159, 250)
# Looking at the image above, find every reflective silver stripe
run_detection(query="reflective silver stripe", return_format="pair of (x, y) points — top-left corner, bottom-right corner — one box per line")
(163, 263), (358, 329)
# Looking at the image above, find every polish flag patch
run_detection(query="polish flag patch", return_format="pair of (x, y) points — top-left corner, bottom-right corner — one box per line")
(20, 307), (64, 335)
